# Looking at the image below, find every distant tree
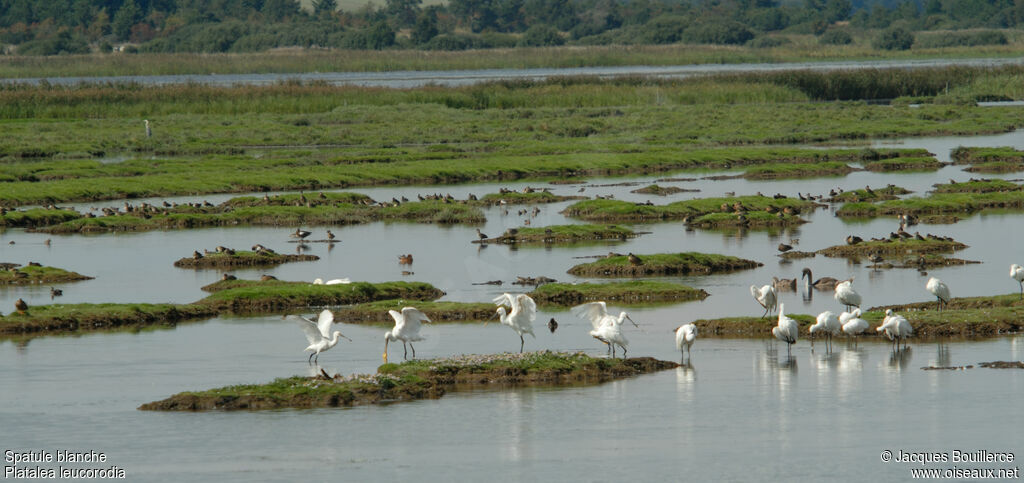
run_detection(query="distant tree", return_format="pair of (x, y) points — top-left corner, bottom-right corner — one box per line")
(873, 25), (913, 50)
(517, 23), (564, 46)
(818, 28), (852, 44)
(112, 0), (143, 40)
(386, 0), (421, 28)
(312, 0), (338, 18)
(262, 0), (300, 21)
(411, 12), (439, 43)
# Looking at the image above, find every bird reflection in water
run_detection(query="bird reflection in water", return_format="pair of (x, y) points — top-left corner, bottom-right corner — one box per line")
(888, 346), (913, 370)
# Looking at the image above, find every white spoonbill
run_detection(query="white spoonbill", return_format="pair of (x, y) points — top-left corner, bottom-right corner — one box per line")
(750, 284), (778, 318)
(384, 306), (431, 362)
(572, 301), (639, 358)
(840, 308), (869, 346)
(313, 278), (351, 285)
(772, 303), (799, 356)
(834, 279), (861, 312)
(925, 277), (951, 311)
(877, 309), (913, 351)
(1011, 264), (1024, 299)
(674, 323), (697, 363)
(809, 311), (840, 352)
(491, 293), (537, 353)
(292, 309), (350, 364)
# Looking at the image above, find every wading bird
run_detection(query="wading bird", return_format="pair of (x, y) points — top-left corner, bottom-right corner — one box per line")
(878, 309), (913, 351)
(14, 298), (28, 314)
(384, 306), (431, 362)
(144, 119), (151, 138)
(291, 228), (312, 239)
(772, 303), (799, 356)
(1012, 264), (1024, 298)
(572, 301), (640, 358)
(809, 310), (840, 352)
(801, 268), (840, 291)
(491, 293), (537, 353)
(548, 317), (558, 333)
(926, 277), (951, 312)
(675, 323), (697, 363)
(840, 308), (869, 346)
(834, 279), (861, 312)
(292, 309), (350, 364)
(49, 287), (62, 300)
(750, 284), (778, 318)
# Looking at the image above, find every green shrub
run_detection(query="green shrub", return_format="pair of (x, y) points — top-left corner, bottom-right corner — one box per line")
(819, 29), (853, 45)
(873, 26), (914, 50)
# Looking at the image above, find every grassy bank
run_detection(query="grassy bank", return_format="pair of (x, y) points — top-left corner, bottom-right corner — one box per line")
(528, 281), (709, 305)
(817, 238), (967, 257)
(562, 195), (816, 225)
(196, 280), (445, 313)
(0, 303), (218, 335)
(173, 251), (319, 269)
(138, 351), (679, 411)
(836, 191), (1024, 217)
(951, 146), (1024, 173)
(0, 265), (93, 285)
(567, 252), (761, 277)
(334, 300), (495, 324)
(827, 185), (912, 202)
(474, 224), (638, 245)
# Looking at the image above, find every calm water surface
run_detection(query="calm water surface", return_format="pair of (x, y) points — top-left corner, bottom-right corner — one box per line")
(2, 131), (1024, 481)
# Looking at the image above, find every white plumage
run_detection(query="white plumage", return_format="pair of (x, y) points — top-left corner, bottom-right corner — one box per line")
(675, 323), (697, 362)
(492, 293), (537, 353)
(313, 277), (351, 285)
(877, 309), (913, 350)
(925, 277), (951, 311)
(292, 309), (350, 364)
(809, 310), (841, 351)
(750, 284), (778, 318)
(771, 303), (799, 356)
(384, 306), (431, 361)
(834, 279), (861, 311)
(840, 308), (869, 344)
(572, 301), (639, 358)
(1011, 264), (1024, 299)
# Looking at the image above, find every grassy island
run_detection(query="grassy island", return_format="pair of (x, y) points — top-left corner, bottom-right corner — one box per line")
(0, 303), (218, 336)
(528, 281), (709, 305)
(196, 280), (445, 313)
(473, 224), (638, 245)
(0, 265), (94, 285)
(138, 352), (679, 411)
(173, 250), (319, 269)
(567, 252), (761, 277)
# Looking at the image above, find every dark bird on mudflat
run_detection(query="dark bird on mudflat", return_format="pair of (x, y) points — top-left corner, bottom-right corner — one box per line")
(548, 318), (558, 333)
(628, 253), (643, 266)
(15, 298), (28, 314)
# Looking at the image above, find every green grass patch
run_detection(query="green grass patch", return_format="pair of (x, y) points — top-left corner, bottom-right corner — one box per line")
(828, 185), (911, 202)
(0, 265), (93, 285)
(817, 238), (967, 257)
(562, 195), (815, 224)
(742, 161), (854, 179)
(138, 351), (679, 411)
(931, 179), (1021, 193)
(863, 156), (943, 172)
(0, 208), (81, 228)
(475, 191), (582, 205)
(197, 280), (445, 313)
(477, 224), (638, 245)
(567, 252), (761, 277)
(0, 303), (218, 336)
(836, 191), (1024, 217)
(174, 250), (319, 269)
(528, 281), (709, 306)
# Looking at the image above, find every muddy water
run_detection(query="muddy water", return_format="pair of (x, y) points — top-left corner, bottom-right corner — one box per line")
(3, 130), (1024, 481)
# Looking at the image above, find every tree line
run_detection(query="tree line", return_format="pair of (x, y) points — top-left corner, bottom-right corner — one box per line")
(0, 0), (1019, 55)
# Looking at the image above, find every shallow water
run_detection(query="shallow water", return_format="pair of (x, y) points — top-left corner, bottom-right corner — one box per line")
(3, 130), (1024, 481)
(3, 57), (1023, 87)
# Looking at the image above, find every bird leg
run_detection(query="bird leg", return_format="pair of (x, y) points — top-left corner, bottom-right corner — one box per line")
(410, 343), (416, 359)
(760, 306), (769, 319)
(403, 342), (408, 360)
(519, 334), (525, 353)
(308, 352), (315, 364)
(621, 345), (627, 359)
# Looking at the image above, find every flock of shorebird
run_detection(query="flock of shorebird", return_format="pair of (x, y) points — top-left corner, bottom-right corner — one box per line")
(751, 272), (959, 356)
(289, 289), (702, 364)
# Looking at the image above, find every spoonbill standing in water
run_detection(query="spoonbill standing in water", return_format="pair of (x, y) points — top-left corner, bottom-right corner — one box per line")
(491, 293), (537, 353)
(840, 308), (869, 346)
(834, 279), (861, 312)
(750, 284), (778, 318)
(809, 311), (840, 352)
(292, 309), (350, 364)
(674, 323), (697, 363)
(1011, 264), (1024, 298)
(925, 277), (951, 311)
(384, 306), (431, 362)
(772, 303), (799, 356)
(572, 301), (640, 358)
(878, 309), (913, 351)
